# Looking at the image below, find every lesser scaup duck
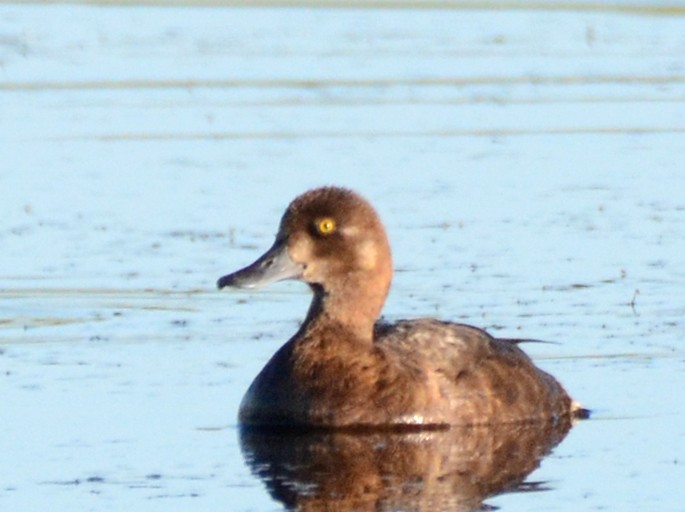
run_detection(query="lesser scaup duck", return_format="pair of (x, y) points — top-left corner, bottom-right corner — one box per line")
(218, 187), (582, 428)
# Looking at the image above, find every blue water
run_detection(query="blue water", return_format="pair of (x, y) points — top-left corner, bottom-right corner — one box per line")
(1, 2), (684, 511)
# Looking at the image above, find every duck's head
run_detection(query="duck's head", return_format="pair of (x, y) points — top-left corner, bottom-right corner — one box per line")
(218, 187), (393, 334)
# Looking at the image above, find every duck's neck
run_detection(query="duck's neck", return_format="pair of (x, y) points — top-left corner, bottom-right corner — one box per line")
(302, 278), (389, 342)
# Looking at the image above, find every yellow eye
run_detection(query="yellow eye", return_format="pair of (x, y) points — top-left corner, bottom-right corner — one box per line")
(317, 217), (336, 235)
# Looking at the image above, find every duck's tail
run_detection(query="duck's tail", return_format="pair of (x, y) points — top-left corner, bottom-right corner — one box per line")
(571, 401), (591, 420)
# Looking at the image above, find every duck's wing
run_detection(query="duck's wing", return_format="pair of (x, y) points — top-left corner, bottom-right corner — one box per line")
(373, 318), (523, 373)
(373, 318), (574, 423)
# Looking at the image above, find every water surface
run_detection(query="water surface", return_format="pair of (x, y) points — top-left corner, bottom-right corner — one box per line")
(1, 2), (684, 511)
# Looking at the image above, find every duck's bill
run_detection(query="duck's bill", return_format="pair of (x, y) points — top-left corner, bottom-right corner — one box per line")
(217, 240), (304, 290)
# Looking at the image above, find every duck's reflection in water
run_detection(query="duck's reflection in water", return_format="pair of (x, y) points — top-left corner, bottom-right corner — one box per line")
(240, 418), (573, 511)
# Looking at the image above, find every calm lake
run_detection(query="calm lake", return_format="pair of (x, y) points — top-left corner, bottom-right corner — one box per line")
(1, 1), (684, 511)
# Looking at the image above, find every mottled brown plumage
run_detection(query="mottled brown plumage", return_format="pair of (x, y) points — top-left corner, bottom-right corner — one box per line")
(218, 187), (581, 427)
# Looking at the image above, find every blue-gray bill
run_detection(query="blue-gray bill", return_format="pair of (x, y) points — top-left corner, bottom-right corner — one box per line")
(217, 239), (304, 290)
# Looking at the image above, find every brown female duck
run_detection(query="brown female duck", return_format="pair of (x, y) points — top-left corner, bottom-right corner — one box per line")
(218, 187), (582, 428)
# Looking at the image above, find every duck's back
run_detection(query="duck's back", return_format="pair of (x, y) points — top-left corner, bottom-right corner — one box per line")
(373, 319), (573, 425)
